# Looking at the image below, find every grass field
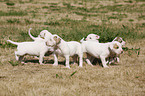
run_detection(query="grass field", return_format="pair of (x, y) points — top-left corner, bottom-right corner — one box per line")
(0, 0), (145, 96)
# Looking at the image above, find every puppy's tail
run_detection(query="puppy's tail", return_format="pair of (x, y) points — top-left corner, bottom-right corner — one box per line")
(7, 40), (19, 45)
(80, 37), (85, 43)
(28, 28), (36, 40)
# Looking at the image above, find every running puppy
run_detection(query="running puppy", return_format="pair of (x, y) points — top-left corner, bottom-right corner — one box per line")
(81, 40), (123, 68)
(7, 36), (56, 64)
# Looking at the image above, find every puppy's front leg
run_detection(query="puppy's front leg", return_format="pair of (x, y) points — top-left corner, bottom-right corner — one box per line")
(116, 56), (120, 63)
(65, 55), (70, 69)
(53, 53), (58, 66)
(39, 53), (44, 65)
(79, 54), (83, 67)
(100, 56), (109, 68)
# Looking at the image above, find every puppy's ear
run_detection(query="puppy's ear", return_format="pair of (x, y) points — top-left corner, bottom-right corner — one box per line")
(113, 37), (118, 41)
(53, 36), (57, 42)
(56, 38), (61, 44)
(96, 35), (100, 39)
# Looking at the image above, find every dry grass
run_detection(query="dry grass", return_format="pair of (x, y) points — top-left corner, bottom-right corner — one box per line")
(0, 0), (145, 96)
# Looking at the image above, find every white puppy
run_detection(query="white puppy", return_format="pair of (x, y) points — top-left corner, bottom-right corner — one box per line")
(81, 40), (123, 68)
(108, 37), (126, 64)
(80, 34), (100, 66)
(28, 28), (55, 58)
(52, 35), (83, 69)
(7, 36), (56, 64)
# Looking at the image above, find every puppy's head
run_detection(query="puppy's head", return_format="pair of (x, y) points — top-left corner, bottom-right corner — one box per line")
(113, 37), (126, 46)
(46, 34), (61, 47)
(40, 30), (53, 39)
(109, 41), (123, 55)
(53, 35), (61, 45)
(85, 34), (100, 41)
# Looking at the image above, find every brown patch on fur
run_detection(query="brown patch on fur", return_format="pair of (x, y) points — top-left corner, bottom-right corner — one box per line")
(113, 43), (119, 49)
(56, 38), (61, 44)
(53, 36), (57, 42)
(96, 35), (99, 38)
(53, 36), (61, 44)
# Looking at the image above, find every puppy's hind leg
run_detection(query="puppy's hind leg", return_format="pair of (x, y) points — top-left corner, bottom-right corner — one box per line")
(78, 54), (83, 67)
(19, 56), (25, 63)
(15, 51), (19, 61)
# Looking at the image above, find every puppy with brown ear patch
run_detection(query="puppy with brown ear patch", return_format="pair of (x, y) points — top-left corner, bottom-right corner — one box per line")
(107, 37), (126, 64)
(50, 34), (83, 69)
(81, 41), (123, 68)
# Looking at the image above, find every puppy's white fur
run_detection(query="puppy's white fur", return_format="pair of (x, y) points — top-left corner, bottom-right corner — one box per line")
(7, 40), (54, 64)
(52, 35), (83, 68)
(81, 40), (123, 68)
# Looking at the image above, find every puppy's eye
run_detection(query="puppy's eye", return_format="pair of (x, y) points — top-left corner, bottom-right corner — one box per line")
(113, 44), (119, 49)
(89, 37), (91, 39)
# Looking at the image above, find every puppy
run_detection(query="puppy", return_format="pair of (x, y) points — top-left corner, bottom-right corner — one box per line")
(81, 41), (123, 68)
(108, 37), (126, 64)
(80, 34), (100, 66)
(28, 28), (55, 58)
(7, 36), (56, 64)
(51, 35), (83, 69)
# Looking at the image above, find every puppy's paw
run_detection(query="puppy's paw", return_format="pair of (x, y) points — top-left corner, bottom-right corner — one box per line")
(79, 65), (83, 68)
(40, 63), (45, 65)
(53, 63), (58, 66)
(66, 66), (70, 69)
(104, 66), (109, 68)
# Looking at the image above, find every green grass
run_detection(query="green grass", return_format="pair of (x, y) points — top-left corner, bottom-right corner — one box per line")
(7, 18), (20, 24)
(6, 2), (15, 6)
(0, 11), (27, 16)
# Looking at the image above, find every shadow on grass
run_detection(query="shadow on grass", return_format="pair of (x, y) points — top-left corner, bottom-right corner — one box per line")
(24, 59), (66, 66)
